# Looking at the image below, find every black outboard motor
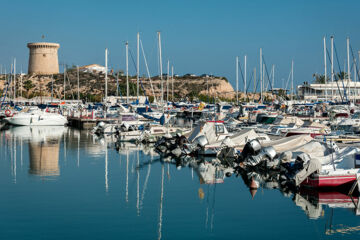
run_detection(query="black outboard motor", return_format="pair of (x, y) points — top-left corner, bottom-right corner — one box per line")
(241, 139), (262, 159)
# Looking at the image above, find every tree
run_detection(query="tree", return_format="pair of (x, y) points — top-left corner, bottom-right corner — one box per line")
(312, 73), (329, 84)
(335, 71), (349, 81)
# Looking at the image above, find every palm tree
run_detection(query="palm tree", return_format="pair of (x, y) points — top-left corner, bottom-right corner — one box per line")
(312, 73), (329, 84)
(335, 71), (349, 81)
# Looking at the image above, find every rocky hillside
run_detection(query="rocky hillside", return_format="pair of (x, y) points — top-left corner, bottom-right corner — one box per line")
(0, 71), (236, 102)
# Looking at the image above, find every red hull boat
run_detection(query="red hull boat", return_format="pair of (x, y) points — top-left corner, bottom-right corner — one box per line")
(301, 173), (358, 188)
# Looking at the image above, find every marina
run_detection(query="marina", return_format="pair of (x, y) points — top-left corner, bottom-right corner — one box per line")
(1, 0), (360, 239)
(1, 127), (360, 239)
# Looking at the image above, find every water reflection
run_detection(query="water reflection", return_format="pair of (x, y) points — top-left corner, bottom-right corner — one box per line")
(5, 126), (66, 178)
(0, 128), (359, 239)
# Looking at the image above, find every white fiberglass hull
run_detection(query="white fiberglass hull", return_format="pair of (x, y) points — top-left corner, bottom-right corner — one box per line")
(5, 113), (67, 126)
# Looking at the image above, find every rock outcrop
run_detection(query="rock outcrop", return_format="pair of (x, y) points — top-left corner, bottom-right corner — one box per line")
(0, 72), (236, 100)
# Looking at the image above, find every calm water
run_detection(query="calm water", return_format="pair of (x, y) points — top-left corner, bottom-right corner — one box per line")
(0, 126), (359, 240)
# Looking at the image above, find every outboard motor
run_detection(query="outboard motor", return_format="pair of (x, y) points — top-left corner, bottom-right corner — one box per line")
(241, 139), (262, 159)
(194, 135), (208, 148)
(246, 146), (276, 167)
(296, 152), (311, 164)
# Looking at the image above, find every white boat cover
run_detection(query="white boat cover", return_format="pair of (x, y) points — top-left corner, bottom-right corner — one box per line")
(290, 141), (333, 158)
(295, 158), (322, 186)
(261, 135), (313, 152)
(188, 121), (218, 144)
(273, 116), (304, 127)
(210, 129), (260, 147)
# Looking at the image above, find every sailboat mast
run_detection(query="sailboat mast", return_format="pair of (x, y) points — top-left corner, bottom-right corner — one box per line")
(272, 65), (275, 90)
(244, 55), (247, 99)
(167, 60), (169, 103)
(20, 71), (23, 99)
(254, 67), (256, 96)
(51, 74), (53, 103)
(236, 56), (239, 104)
(291, 60), (294, 101)
(263, 63), (265, 99)
(331, 36), (334, 99)
(137, 32), (140, 101)
(347, 37), (351, 101)
(77, 65), (80, 101)
(158, 32), (163, 107)
(105, 48), (108, 101)
(126, 42), (129, 104)
(260, 48), (263, 103)
(171, 66), (174, 100)
(13, 58), (16, 101)
(64, 66), (66, 101)
(116, 72), (119, 97)
(324, 36), (327, 101)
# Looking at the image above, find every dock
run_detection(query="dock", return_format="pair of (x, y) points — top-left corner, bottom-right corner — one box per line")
(67, 117), (119, 130)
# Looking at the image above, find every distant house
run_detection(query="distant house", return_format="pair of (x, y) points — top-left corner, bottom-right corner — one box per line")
(183, 73), (197, 77)
(79, 64), (106, 74)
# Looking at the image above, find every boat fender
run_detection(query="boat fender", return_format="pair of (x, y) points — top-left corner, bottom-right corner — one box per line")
(5, 109), (13, 117)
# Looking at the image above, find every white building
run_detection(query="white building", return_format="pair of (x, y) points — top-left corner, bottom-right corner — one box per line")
(79, 64), (106, 74)
(297, 79), (360, 101)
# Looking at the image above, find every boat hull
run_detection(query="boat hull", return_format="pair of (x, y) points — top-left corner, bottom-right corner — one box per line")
(4, 114), (68, 126)
(301, 174), (357, 188)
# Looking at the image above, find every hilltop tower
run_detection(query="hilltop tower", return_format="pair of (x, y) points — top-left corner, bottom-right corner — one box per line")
(27, 42), (60, 75)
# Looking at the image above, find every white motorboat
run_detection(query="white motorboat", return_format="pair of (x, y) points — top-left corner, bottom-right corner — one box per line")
(4, 110), (67, 126)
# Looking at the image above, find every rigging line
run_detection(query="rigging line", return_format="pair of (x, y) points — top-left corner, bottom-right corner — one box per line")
(1, 74), (11, 106)
(254, 75), (260, 93)
(326, 47), (344, 101)
(66, 73), (75, 100)
(237, 60), (245, 85)
(128, 48), (138, 96)
(129, 48), (147, 97)
(246, 70), (254, 93)
(265, 66), (274, 91)
(350, 44), (360, 82)
(333, 42), (347, 100)
(261, 56), (273, 91)
(140, 39), (157, 102)
(285, 70), (292, 91)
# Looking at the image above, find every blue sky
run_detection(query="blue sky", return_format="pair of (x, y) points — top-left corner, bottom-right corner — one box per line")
(0, 0), (359, 91)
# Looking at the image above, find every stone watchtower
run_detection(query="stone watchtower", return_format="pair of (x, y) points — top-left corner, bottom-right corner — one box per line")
(27, 42), (60, 75)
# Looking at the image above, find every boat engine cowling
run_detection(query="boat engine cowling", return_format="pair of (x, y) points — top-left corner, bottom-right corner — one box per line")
(241, 139), (262, 158)
(194, 135), (208, 148)
(244, 146), (277, 167)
